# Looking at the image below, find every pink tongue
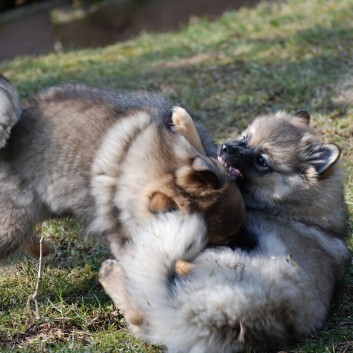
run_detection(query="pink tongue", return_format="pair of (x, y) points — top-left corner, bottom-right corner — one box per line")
(229, 166), (241, 177)
(217, 156), (242, 177)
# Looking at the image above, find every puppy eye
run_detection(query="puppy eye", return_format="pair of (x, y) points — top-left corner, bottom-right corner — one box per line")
(256, 155), (268, 168)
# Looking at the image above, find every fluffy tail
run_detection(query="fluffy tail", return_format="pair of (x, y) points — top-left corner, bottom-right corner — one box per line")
(0, 75), (21, 148)
(112, 212), (335, 353)
(122, 212), (207, 300)
(104, 213), (206, 337)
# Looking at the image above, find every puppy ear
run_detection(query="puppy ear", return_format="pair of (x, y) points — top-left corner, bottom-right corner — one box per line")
(149, 192), (178, 213)
(308, 143), (341, 174)
(290, 111), (311, 125)
(176, 156), (225, 193)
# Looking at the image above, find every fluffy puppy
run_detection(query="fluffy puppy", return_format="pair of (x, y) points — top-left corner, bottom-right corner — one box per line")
(0, 76), (244, 259)
(100, 111), (350, 353)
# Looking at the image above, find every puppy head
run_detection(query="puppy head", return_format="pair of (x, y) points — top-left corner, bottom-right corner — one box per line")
(218, 111), (342, 210)
(146, 153), (245, 246)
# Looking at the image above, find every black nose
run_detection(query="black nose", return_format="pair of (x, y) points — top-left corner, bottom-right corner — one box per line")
(221, 143), (238, 155)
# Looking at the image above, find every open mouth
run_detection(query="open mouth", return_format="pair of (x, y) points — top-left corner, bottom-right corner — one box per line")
(217, 156), (243, 178)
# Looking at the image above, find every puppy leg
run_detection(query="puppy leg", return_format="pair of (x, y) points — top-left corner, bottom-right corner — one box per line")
(22, 235), (52, 258)
(0, 209), (40, 260)
(0, 209), (47, 260)
(0, 170), (45, 260)
(99, 259), (145, 329)
(171, 106), (205, 155)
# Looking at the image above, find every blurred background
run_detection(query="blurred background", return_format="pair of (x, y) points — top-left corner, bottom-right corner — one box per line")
(0, 0), (260, 62)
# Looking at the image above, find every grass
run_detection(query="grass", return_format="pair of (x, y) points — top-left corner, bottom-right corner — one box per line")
(0, 0), (352, 351)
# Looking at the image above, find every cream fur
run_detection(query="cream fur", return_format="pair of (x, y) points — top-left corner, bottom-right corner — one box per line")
(100, 111), (350, 352)
(102, 211), (349, 352)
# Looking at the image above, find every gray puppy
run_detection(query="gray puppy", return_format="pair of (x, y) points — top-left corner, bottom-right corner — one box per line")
(0, 77), (245, 259)
(100, 111), (350, 352)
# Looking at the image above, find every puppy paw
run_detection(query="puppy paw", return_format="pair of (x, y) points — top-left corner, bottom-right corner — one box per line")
(171, 106), (205, 154)
(171, 106), (194, 135)
(175, 259), (195, 276)
(99, 259), (128, 297)
(99, 259), (119, 282)
(99, 259), (146, 329)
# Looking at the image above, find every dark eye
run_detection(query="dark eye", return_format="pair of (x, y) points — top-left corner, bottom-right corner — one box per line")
(256, 155), (268, 168)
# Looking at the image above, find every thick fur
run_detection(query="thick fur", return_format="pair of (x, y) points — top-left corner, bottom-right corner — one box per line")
(100, 111), (350, 352)
(0, 78), (245, 259)
(0, 75), (21, 148)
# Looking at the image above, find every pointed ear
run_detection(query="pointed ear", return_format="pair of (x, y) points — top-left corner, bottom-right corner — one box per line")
(176, 157), (225, 194)
(309, 143), (341, 174)
(149, 192), (178, 213)
(290, 111), (311, 125)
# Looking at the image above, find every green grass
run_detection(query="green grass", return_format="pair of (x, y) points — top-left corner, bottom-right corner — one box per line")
(0, 0), (353, 351)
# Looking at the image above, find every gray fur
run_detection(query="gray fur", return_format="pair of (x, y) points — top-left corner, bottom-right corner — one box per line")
(0, 78), (244, 259)
(0, 75), (21, 148)
(100, 111), (350, 352)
